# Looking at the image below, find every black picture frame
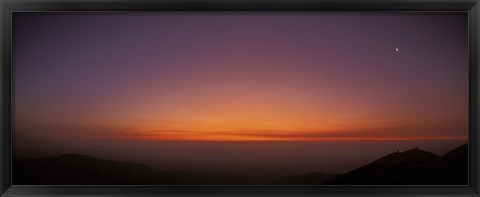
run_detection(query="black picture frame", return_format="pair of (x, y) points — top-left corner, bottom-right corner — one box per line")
(1, 0), (479, 196)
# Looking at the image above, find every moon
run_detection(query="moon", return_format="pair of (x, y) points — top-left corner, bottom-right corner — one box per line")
(395, 48), (399, 52)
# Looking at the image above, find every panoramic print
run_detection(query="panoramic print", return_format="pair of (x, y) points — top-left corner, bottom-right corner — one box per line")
(13, 12), (468, 185)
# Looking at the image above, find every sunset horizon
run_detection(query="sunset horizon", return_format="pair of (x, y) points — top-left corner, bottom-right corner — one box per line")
(12, 12), (468, 185)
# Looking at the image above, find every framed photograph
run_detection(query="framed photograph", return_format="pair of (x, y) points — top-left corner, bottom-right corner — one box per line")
(1, 0), (479, 196)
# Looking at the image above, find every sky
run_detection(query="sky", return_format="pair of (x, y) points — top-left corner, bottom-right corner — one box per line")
(12, 12), (468, 175)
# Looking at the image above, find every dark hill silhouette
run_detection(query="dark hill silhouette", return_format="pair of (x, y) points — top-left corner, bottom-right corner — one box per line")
(13, 154), (176, 185)
(327, 144), (468, 185)
(274, 172), (340, 185)
(13, 154), (252, 185)
(13, 144), (468, 185)
(389, 144), (468, 185)
(373, 147), (438, 165)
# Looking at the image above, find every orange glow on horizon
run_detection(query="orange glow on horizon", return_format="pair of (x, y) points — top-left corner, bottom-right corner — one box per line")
(119, 129), (468, 142)
(124, 135), (468, 142)
(13, 13), (469, 154)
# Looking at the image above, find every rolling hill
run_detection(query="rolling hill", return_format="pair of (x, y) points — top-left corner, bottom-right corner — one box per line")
(13, 144), (468, 185)
(326, 144), (468, 185)
(13, 154), (251, 185)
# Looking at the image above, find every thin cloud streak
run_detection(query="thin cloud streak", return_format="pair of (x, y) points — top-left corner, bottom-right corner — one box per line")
(121, 129), (468, 142)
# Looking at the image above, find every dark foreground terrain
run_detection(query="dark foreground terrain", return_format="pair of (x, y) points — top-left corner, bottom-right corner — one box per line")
(326, 143), (468, 185)
(13, 154), (254, 185)
(13, 144), (467, 185)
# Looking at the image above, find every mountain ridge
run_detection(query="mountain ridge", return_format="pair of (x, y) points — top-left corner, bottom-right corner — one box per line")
(326, 144), (467, 185)
(14, 154), (258, 185)
(13, 144), (468, 185)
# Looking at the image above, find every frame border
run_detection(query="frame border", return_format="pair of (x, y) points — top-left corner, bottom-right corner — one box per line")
(1, 0), (479, 196)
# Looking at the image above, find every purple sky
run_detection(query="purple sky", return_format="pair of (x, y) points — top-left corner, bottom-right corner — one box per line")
(12, 12), (468, 175)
